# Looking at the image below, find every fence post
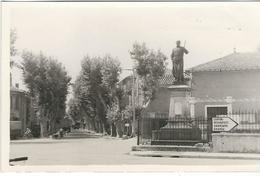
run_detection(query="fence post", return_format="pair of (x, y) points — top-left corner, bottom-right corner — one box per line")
(137, 116), (140, 145)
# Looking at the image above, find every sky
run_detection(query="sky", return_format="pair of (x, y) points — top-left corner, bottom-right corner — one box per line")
(8, 2), (260, 92)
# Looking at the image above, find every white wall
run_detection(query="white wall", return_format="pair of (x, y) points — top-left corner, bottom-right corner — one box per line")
(212, 133), (260, 153)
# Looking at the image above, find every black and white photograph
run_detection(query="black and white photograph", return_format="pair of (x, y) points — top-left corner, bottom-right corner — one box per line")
(1, 2), (260, 172)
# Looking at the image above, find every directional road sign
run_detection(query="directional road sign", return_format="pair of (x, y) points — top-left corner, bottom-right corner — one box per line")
(212, 117), (238, 132)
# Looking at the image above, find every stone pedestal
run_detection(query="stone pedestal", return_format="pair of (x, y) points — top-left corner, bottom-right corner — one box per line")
(163, 84), (191, 129)
(151, 84), (202, 145)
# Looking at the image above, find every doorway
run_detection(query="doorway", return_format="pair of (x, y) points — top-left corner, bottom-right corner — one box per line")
(206, 106), (228, 141)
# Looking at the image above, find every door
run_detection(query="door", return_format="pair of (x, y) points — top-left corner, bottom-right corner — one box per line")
(206, 106), (228, 141)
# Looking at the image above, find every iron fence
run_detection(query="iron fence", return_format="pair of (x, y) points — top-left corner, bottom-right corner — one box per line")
(138, 113), (209, 145)
(137, 110), (260, 145)
(223, 111), (260, 133)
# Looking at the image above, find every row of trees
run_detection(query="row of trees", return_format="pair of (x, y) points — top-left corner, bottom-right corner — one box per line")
(67, 55), (125, 136)
(11, 29), (167, 138)
(67, 43), (168, 137)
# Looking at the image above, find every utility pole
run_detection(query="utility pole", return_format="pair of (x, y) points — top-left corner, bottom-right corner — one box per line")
(132, 69), (136, 136)
(122, 68), (136, 136)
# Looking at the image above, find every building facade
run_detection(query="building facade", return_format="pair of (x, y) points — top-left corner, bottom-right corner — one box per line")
(144, 52), (260, 118)
(10, 85), (38, 139)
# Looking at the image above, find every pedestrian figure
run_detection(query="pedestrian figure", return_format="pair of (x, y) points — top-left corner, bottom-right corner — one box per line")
(23, 128), (32, 138)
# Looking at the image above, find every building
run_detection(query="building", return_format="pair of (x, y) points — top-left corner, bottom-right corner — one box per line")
(10, 84), (37, 139)
(118, 74), (145, 108)
(140, 52), (260, 145)
(117, 74), (145, 135)
(190, 52), (260, 117)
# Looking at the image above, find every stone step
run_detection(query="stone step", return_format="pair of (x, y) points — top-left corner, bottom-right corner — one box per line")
(132, 145), (211, 152)
(151, 140), (201, 146)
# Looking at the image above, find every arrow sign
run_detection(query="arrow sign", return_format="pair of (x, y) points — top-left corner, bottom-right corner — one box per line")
(212, 117), (238, 132)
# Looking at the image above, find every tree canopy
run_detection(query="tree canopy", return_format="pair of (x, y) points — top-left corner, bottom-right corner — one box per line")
(22, 51), (71, 136)
(130, 42), (167, 101)
(10, 28), (18, 58)
(68, 55), (121, 134)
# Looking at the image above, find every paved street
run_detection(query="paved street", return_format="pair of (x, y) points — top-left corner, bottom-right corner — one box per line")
(10, 131), (260, 166)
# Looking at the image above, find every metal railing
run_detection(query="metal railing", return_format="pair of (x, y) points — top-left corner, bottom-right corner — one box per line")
(137, 110), (260, 145)
(221, 111), (260, 133)
(138, 115), (209, 145)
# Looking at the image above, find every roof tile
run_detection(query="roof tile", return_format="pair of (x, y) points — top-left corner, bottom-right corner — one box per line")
(189, 52), (260, 72)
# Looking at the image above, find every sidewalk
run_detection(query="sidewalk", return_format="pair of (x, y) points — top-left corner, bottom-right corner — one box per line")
(10, 137), (60, 144)
(10, 133), (135, 144)
(10, 130), (103, 144)
(130, 150), (260, 160)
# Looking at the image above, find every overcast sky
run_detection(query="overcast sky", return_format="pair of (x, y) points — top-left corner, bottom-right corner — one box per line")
(9, 2), (260, 90)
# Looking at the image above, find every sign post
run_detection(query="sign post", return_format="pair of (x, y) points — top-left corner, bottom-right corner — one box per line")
(212, 117), (238, 132)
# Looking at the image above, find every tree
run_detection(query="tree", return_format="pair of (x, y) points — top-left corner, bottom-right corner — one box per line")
(106, 101), (122, 137)
(10, 28), (18, 58)
(130, 42), (167, 102)
(106, 86), (127, 137)
(67, 97), (82, 122)
(69, 55), (121, 134)
(10, 28), (23, 86)
(22, 51), (71, 137)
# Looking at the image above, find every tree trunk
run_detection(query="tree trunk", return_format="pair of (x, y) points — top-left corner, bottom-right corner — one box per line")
(49, 119), (56, 134)
(116, 121), (123, 138)
(95, 120), (100, 133)
(38, 106), (48, 138)
(102, 123), (106, 135)
(86, 118), (91, 131)
(110, 124), (113, 136)
(99, 121), (103, 133)
(90, 118), (95, 131)
(111, 123), (117, 137)
(97, 91), (108, 134)
(131, 120), (136, 137)
(97, 92), (107, 113)
(40, 119), (48, 137)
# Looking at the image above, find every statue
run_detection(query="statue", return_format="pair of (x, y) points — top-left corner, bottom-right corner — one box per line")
(171, 40), (189, 84)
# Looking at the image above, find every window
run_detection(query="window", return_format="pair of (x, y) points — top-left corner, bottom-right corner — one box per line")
(15, 96), (20, 110)
(10, 95), (13, 110)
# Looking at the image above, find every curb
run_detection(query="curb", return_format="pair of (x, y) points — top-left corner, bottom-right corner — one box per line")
(132, 145), (211, 152)
(130, 151), (260, 160)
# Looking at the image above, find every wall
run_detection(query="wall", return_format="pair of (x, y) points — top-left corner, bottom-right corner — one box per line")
(212, 133), (260, 153)
(143, 87), (171, 115)
(143, 70), (260, 118)
(192, 70), (260, 99)
(10, 90), (31, 136)
(192, 70), (260, 117)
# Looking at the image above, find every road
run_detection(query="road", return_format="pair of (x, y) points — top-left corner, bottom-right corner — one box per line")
(10, 131), (260, 166)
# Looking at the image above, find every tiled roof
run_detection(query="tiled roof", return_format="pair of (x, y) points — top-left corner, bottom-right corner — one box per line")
(158, 69), (191, 86)
(189, 52), (260, 72)
(158, 69), (174, 86)
(10, 86), (25, 93)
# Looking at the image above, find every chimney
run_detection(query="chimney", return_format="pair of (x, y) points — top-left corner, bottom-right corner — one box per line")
(15, 83), (19, 88)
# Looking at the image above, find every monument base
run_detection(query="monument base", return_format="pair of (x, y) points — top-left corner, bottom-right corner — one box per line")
(150, 83), (201, 146)
(151, 119), (202, 146)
